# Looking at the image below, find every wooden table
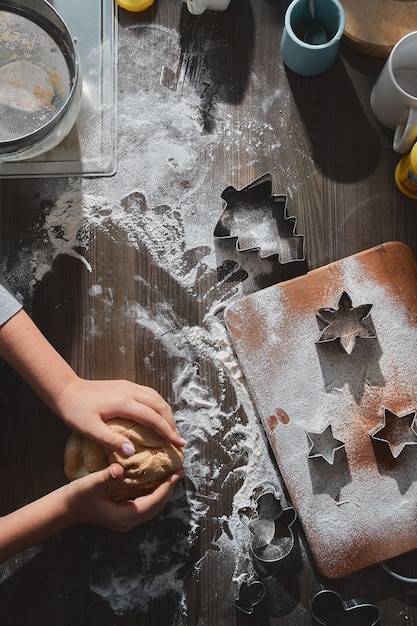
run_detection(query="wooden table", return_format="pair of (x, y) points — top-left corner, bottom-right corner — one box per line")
(1, 1), (417, 624)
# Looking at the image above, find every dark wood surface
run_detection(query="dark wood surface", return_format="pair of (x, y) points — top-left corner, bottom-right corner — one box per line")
(1, 1), (417, 624)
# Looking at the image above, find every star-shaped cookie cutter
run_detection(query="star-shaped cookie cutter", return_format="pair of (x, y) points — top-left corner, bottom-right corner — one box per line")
(370, 407), (417, 458)
(214, 172), (305, 264)
(316, 291), (376, 355)
(307, 424), (346, 465)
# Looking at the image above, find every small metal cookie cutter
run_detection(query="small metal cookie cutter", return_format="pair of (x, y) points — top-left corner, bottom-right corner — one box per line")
(316, 291), (375, 355)
(307, 424), (346, 465)
(214, 172), (305, 263)
(309, 583), (380, 625)
(248, 489), (297, 564)
(381, 559), (417, 584)
(370, 407), (417, 458)
(234, 579), (266, 615)
(213, 173), (307, 292)
(234, 487), (297, 614)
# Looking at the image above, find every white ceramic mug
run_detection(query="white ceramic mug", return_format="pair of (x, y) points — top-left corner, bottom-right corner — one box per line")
(371, 31), (417, 153)
(183, 0), (231, 15)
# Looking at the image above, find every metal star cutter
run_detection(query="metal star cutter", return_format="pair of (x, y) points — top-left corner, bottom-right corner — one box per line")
(370, 407), (417, 458)
(307, 424), (346, 465)
(316, 291), (376, 354)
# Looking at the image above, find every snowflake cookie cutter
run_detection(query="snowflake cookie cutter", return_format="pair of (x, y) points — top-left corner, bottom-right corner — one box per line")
(309, 583), (380, 626)
(316, 291), (376, 355)
(248, 488), (297, 565)
(214, 172), (305, 265)
(307, 424), (346, 465)
(370, 407), (417, 458)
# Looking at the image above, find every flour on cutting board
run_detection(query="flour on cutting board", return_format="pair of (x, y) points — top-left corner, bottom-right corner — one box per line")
(226, 249), (417, 579)
(0, 21), (306, 621)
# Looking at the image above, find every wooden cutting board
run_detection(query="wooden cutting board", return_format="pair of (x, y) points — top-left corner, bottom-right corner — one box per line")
(341, 0), (417, 57)
(225, 242), (417, 578)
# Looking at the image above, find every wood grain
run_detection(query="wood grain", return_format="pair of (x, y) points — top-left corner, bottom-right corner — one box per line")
(342, 0), (417, 57)
(0, 0), (417, 624)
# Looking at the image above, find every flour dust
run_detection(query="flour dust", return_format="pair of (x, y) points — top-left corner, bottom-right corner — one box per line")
(0, 21), (300, 623)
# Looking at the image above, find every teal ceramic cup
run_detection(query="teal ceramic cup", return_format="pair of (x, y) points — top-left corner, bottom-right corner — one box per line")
(281, 0), (345, 77)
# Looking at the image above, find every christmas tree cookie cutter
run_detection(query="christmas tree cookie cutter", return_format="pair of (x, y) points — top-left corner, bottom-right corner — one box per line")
(214, 172), (305, 263)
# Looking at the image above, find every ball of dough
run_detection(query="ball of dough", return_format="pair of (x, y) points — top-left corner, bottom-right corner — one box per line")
(64, 418), (184, 501)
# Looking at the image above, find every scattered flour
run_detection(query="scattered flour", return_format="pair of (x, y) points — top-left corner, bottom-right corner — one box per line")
(0, 18), (309, 623)
(1, 177), (281, 619)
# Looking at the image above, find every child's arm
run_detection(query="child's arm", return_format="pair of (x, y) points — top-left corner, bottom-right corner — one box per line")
(0, 308), (186, 454)
(0, 463), (184, 564)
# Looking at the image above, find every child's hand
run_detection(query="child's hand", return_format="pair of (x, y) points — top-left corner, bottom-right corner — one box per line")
(0, 310), (185, 457)
(65, 463), (185, 530)
(56, 377), (186, 456)
(0, 463), (186, 564)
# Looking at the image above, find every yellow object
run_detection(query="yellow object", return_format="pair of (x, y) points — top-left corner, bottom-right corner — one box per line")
(395, 143), (417, 200)
(116, 0), (154, 11)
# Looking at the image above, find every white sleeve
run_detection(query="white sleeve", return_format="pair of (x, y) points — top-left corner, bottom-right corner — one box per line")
(0, 281), (23, 326)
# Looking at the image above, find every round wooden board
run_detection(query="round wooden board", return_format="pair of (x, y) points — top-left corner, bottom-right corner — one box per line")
(341, 0), (417, 57)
